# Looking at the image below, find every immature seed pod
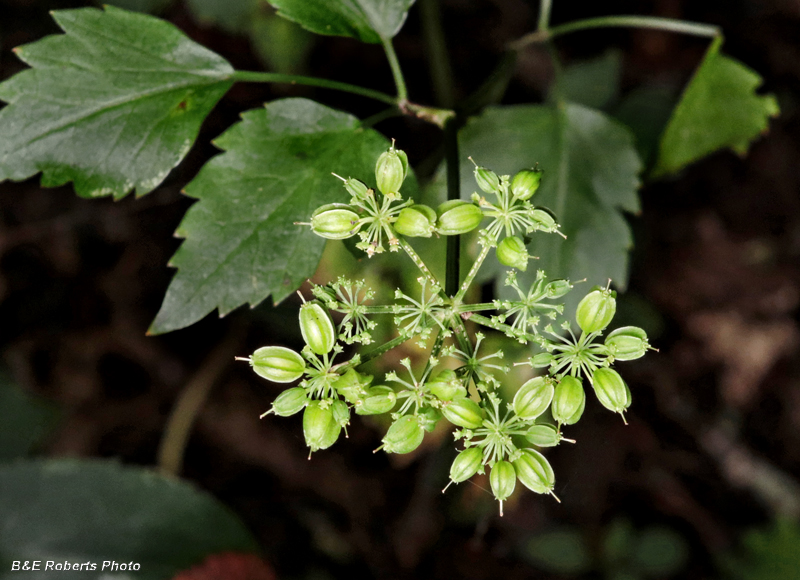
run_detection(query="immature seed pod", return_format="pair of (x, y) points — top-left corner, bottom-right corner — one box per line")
(418, 406), (442, 432)
(546, 279), (572, 299)
(343, 177), (369, 201)
(529, 353), (555, 369)
(592, 368), (630, 415)
(441, 397), (484, 429)
(426, 369), (467, 401)
(449, 447), (484, 484)
(375, 143), (408, 195)
(490, 460), (517, 510)
(355, 386), (397, 415)
(393, 205), (436, 238)
(551, 375), (585, 425)
(249, 346), (305, 383)
(303, 401), (341, 452)
(331, 399), (350, 428)
(381, 415), (424, 454)
(576, 287), (617, 334)
(531, 208), (558, 231)
(435, 200), (483, 236)
(310, 204), (360, 240)
(511, 168), (543, 201)
(332, 368), (371, 404)
(525, 424), (561, 447)
(269, 386), (308, 417)
(496, 236), (530, 271)
(604, 326), (650, 361)
(299, 301), (336, 355)
(513, 448), (555, 494)
(513, 376), (555, 421)
(474, 165), (501, 195)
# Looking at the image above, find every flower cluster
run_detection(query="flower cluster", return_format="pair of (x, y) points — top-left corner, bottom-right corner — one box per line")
(241, 143), (653, 514)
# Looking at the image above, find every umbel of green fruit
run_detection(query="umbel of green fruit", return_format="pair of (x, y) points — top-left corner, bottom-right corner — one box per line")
(496, 236), (530, 271)
(394, 204), (436, 237)
(380, 415), (424, 454)
(299, 300), (336, 355)
(551, 375), (585, 425)
(303, 401), (341, 453)
(246, 346), (305, 383)
(435, 200), (483, 236)
(576, 286), (617, 333)
(511, 168), (543, 200)
(441, 397), (484, 429)
(375, 142), (408, 195)
(310, 204), (360, 240)
(513, 376), (554, 420)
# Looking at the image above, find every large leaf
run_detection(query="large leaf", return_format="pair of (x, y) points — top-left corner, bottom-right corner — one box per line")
(150, 98), (412, 334)
(452, 103), (641, 298)
(0, 459), (258, 579)
(0, 6), (234, 199)
(267, 0), (415, 44)
(653, 37), (779, 177)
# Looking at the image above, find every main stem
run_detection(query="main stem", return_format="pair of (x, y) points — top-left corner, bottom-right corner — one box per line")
(444, 118), (461, 297)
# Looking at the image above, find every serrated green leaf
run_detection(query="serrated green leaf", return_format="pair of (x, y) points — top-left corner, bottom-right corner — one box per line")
(653, 37), (779, 177)
(441, 103), (641, 298)
(0, 459), (258, 579)
(0, 6), (234, 199)
(267, 0), (415, 44)
(150, 98), (415, 335)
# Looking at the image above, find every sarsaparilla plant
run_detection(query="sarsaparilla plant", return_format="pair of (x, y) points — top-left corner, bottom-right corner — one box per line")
(240, 144), (654, 515)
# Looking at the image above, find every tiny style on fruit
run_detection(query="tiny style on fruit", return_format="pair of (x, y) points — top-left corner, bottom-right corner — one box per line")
(241, 144), (654, 515)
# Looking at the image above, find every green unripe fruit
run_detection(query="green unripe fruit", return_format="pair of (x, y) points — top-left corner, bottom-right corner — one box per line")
(513, 377), (555, 420)
(592, 368), (630, 415)
(511, 168), (543, 200)
(375, 144), (408, 195)
(525, 424), (561, 447)
(531, 208), (558, 231)
(605, 326), (650, 361)
(382, 415), (424, 454)
(552, 375), (585, 425)
(576, 287), (617, 334)
(529, 353), (554, 369)
(474, 165), (501, 194)
(546, 279), (572, 299)
(449, 447), (484, 483)
(496, 236), (530, 271)
(303, 401), (341, 452)
(355, 386), (397, 415)
(418, 406), (442, 432)
(441, 397), (484, 429)
(332, 368), (371, 404)
(299, 301), (336, 355)
(270, 387), (308, 417)
(394, 205), (436, 238)
(513, 449), (555, 494)
(310, 204), (360, 240)
(490, 460), (517, 504)
(435, 200), (483, 236)
(426, 369), (466, 401)
(249, 346), (305, 383)
(331, 399), (350, 428)
(343, 177), (369, 200)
